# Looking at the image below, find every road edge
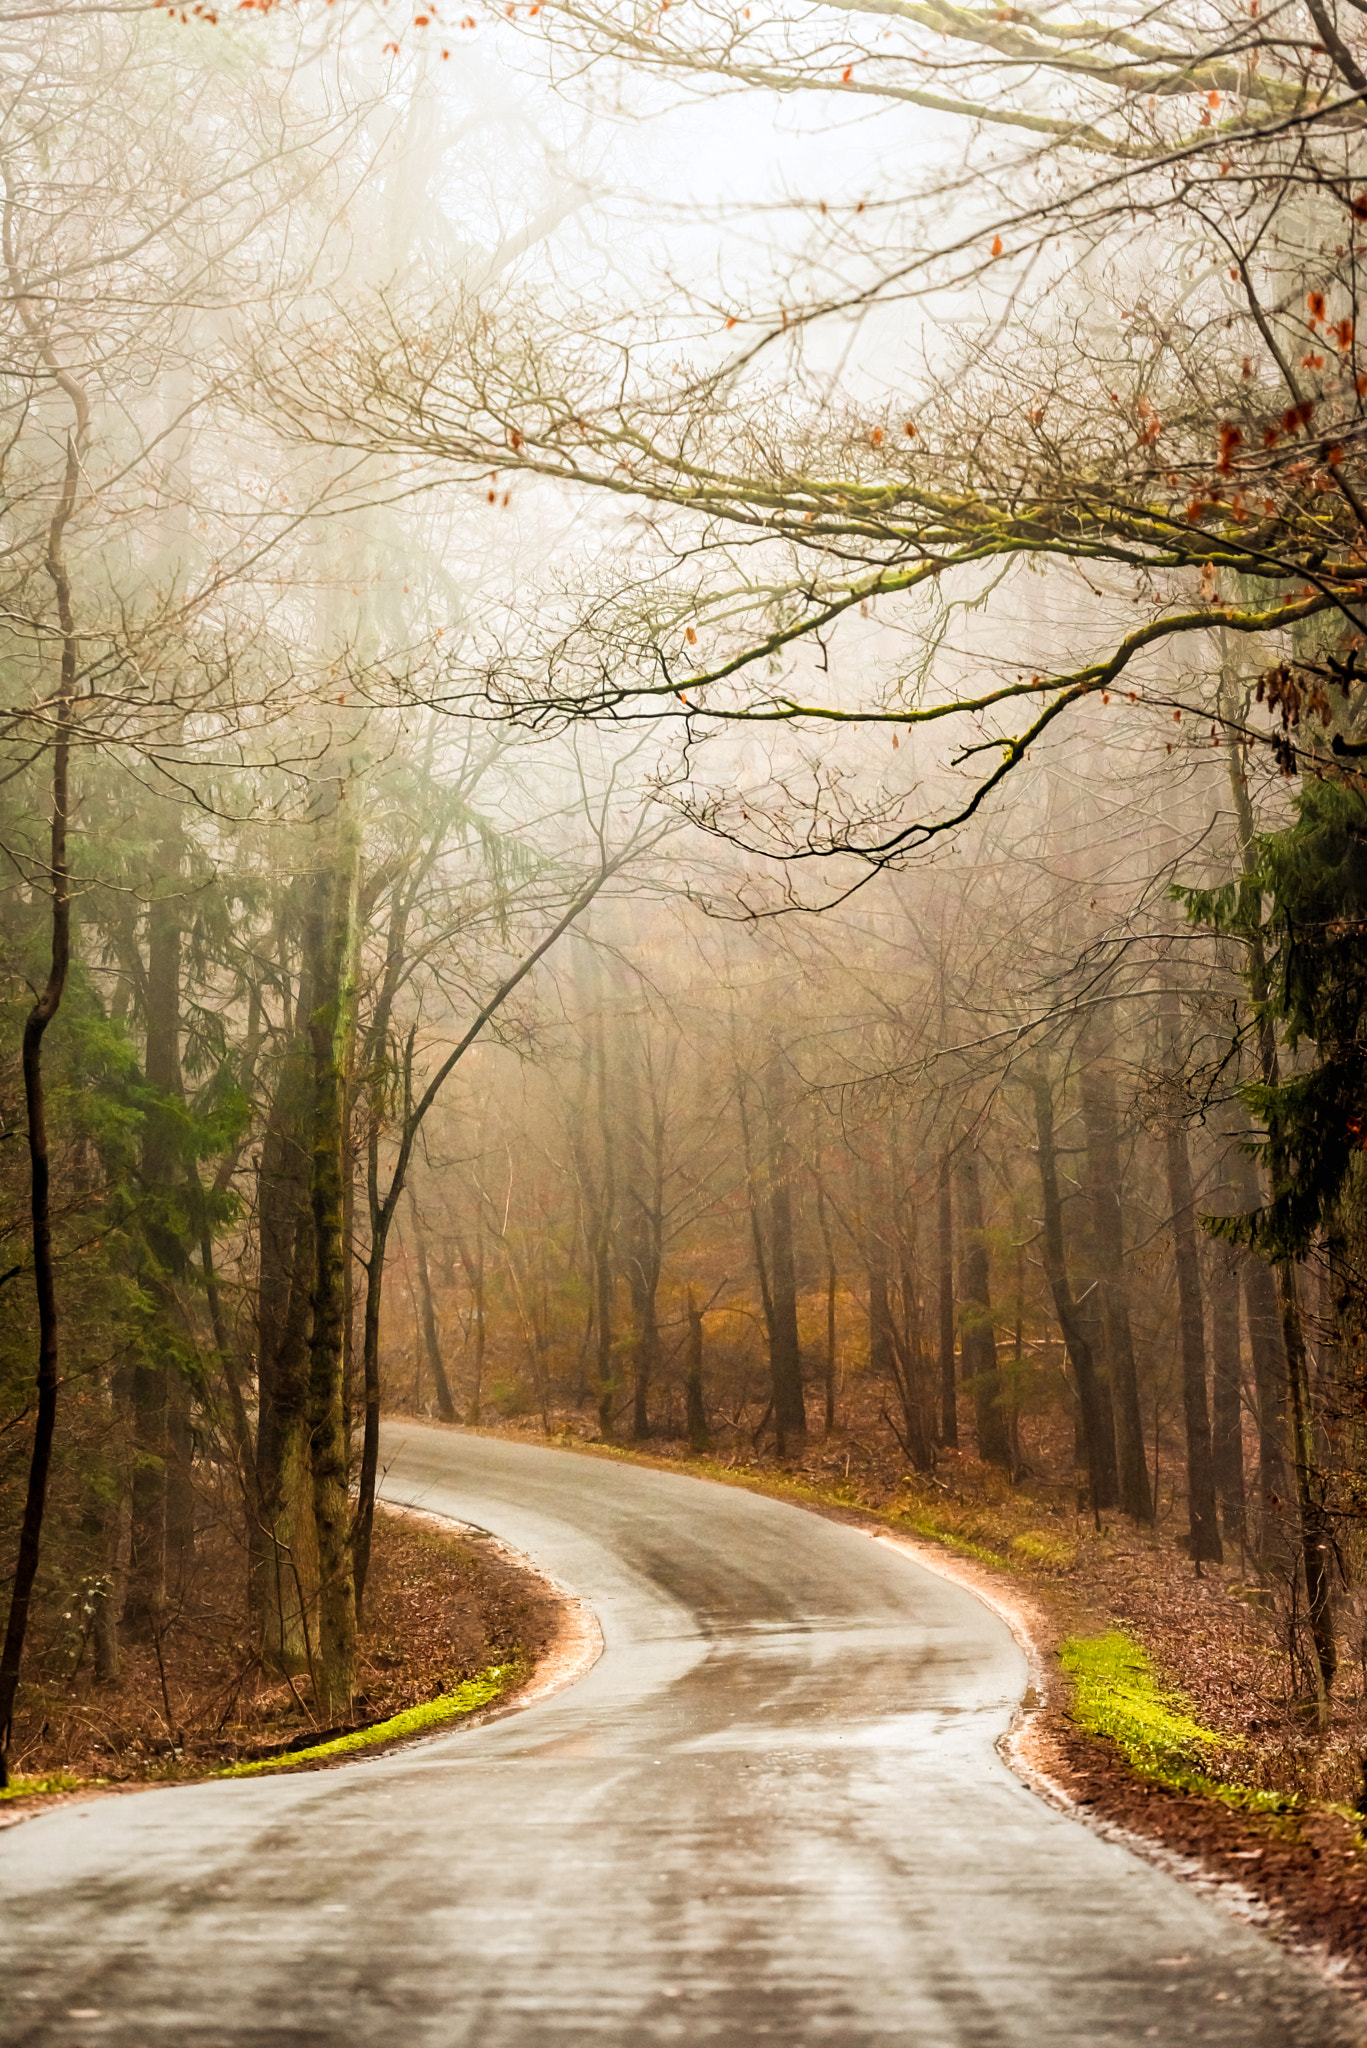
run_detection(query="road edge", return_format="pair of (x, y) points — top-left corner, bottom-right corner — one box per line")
(439, 1421), (1366, 2013)
(0, 1496), (603, 1827)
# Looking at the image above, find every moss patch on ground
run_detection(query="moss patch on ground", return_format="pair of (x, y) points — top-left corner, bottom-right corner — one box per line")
(0, 1771), (84, 1803)
(1060, 1630), (1289, 1811)
(214, 1662), (516, 1778)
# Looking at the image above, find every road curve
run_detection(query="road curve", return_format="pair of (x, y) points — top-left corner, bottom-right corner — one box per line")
(1, 1424), (1360, 2048)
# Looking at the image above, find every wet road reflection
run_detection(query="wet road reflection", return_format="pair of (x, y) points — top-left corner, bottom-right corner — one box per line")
(0, 1425), (1360, 2047)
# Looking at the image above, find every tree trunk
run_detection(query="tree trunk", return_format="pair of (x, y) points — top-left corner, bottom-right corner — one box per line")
(764, 1049), (807, 1451)
(1031, 1074), (1119, 1511)
(1208, 1241), (1247, 1547)
(1226, 722), (1331, 1690)
(1159, 1032), (1222, 1565)
(1079, 1061), (1153, 1520)
(868, 1231), (896, 1416)
(305, 797), (361, 1722)
(409, 1190), (457, 1423)
(884, 1207), (935, 1473)
(124, 1363), (168, 1634)
(1279, 1261), (1337, 1702)
(1242, 1250), (1291, 1562)
(592, 1011), (616, 1439)
(126, 830), (193, 1631)
(0, 420), (78, 1787)
(737, 1066), (777, 1430)
(937, 1149), (957, 1449)
(629, 1278), (660, 1443)
(252, 1006), (318, 1678)
(685, 1289), (709, 1453)
(819, 1196), (840, 1441)
(456, 1225), (486, 1426)
(957, 1150), (1011, 1468)
(815, 1178), (838, 1435)
(199, 1200), (257, 1503)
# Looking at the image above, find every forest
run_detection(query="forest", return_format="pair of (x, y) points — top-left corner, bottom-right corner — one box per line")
(1, 0), (1366, 1845)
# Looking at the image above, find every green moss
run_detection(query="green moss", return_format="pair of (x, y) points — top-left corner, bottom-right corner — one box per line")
(214, 1663), (516, 1779)
(1060, 1630), (1291, 1812)
(892, 1508), (1010, 1568)
(1010, 1531), (1078, 1570)
(0, 1771), (85, 1802)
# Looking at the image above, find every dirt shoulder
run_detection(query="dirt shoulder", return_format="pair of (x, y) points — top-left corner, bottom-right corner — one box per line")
(0, 1499), (591, 1822)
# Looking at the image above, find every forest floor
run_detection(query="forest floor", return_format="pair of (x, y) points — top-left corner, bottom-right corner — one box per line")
(0, 1501), (568, 1813)
(448, 1399), (1367, 2000)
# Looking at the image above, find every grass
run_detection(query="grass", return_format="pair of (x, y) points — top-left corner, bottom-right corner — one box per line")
(1009, 1531), (1079, 1571)
(1060, 1629), (1291, 1812)
(214, 1662), (517, 1778)
(0, 1771), (85, 1803)
(892, 1505), (1011, 1568)
(1, 1666), (519, 1802)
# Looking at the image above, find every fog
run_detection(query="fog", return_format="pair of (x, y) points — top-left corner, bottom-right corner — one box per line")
(0, 0), (1363, 1807)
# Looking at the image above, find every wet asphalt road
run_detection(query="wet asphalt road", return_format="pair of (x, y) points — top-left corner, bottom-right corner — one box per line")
(1, 1424), (1361, 2048)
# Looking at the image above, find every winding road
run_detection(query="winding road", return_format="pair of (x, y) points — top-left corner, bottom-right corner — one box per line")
(1, 1425), (1361, 2046)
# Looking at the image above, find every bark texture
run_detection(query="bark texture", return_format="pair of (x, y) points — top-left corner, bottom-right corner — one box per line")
(1031, 1075), (1118, 1511)
(0, 409), (81, 1785)
(937, 1150), (957, 1449)
(685, 1290), (709, 1453)
(957, 1150), (1011, 1468)
(305, 800), (362, 1721)
(763, 1050), (807, 1449)
(1079, 1062), (1153, 1520)
(1162, 1094), (1223, 1565)
(1208, 1242), (1247, 1547)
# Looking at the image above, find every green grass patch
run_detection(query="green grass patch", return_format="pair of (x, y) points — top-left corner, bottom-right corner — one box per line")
(1010, 1531), (1078, 1571)
(1060, 1630), (1290, 1812)
(214, 1663), (516, 1779)
(0, 1771), (85, 1803)
(892, 1507), (1011, 1569)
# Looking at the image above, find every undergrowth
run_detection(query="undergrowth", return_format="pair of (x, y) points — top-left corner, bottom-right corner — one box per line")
(215, 1662), (517, 1778)
(0, 1771), (83, 1803)
(1060, 1630), (1290, 1812)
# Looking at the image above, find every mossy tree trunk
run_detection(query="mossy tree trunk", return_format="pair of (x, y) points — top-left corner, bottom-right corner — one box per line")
(125, 822), (188, 1635)
(252, 953), (319, 1679)
(305, 784), (362, 1722)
